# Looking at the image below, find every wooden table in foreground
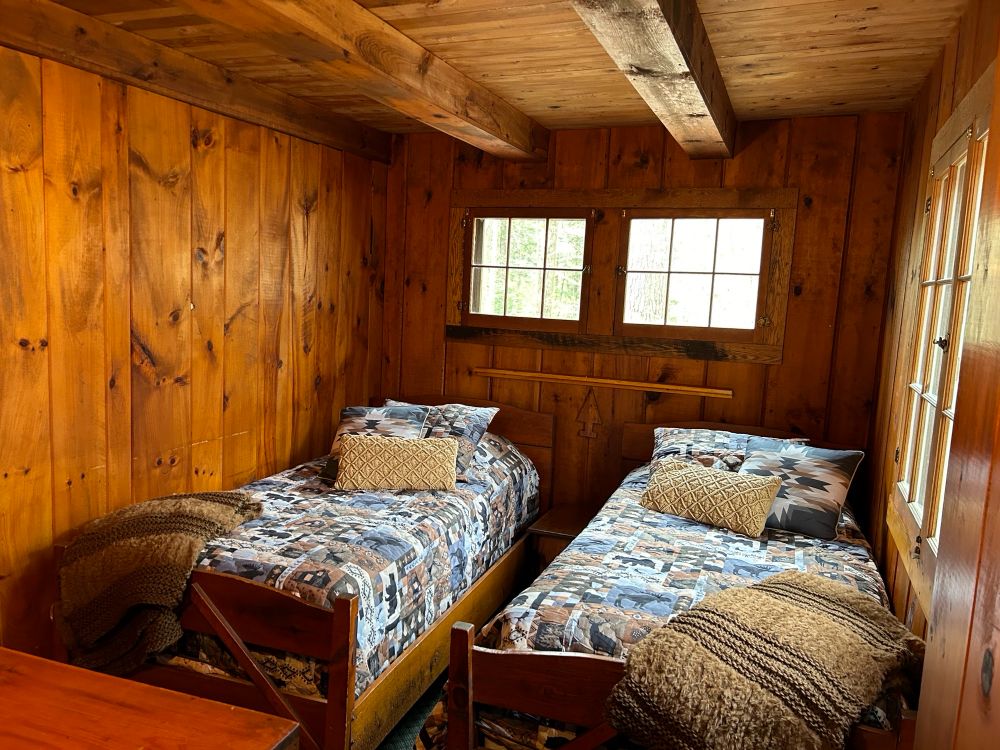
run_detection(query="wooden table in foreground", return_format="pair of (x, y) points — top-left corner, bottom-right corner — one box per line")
(0, 647), (299, 749)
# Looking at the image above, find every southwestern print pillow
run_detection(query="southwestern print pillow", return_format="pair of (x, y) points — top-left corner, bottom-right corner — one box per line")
(740, 437), (864, 540)
(385, 399), (498, 480)
(321, 405), (432, 481)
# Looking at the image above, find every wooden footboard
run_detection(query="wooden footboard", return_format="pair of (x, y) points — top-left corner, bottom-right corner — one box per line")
(448, 624), (917, 750)
(131, 537), (530, 750)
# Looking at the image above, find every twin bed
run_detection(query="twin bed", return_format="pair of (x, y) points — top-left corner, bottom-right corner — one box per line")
(437, 422), (917, 750)
(124, 397), (554, 750)
(60, 401), (913, 750)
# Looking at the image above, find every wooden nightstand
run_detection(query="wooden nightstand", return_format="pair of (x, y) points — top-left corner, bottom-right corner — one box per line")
(527, 505), (595, 571)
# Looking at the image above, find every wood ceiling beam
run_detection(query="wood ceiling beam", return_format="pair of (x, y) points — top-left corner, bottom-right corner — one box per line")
(572, 0), (736, 159)
(0, 0), (390, 162)
(174, 0), (549, 161)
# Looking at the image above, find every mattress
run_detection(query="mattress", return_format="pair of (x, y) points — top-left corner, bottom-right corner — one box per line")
(161, 431), (539, 698)
(418, 464), (892, 750)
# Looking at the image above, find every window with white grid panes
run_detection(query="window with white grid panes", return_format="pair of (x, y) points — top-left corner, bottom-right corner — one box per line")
(898, 124), (989, 544)
(615, 209), (776, 343)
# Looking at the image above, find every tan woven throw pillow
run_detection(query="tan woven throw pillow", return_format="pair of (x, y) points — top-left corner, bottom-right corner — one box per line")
(334, 434), (458, 491)
(641, 458), (781, 537)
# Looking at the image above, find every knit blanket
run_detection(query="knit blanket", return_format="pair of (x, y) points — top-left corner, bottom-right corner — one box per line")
(606, 571), (924, 750)
(58, 491), (262, 675)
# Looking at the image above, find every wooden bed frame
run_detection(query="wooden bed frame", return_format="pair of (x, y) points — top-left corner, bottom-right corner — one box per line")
(445, 421), (917, 750)
(76, 396), (555, 750)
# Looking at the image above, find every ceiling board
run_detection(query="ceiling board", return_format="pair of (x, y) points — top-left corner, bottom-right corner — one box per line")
(50, 0), (969, 133)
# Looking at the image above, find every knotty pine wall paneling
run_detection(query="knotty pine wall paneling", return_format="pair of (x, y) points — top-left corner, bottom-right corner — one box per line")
(385, 114), (905, 518)
(869, 0), (1000, 746)
(0, 48), (386, 654)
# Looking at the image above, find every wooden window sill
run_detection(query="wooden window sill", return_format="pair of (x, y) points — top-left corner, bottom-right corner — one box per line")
(447, 325), (782, 363)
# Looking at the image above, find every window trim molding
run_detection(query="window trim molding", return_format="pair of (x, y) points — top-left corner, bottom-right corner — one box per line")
(886, 62), (994, 612)
(444, 325), (784, 363)
(447, 188), (798, 364)
(451, 186), (798, 210)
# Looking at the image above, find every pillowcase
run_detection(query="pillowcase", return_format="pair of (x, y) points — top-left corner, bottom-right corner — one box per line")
(321, 405), (432, 481)
(385, 399), (498, 480)
(641, 458), (782, 538)
(652, 428), (755, 472)
(333, 435), (458, 492)
(652, 427), (809, 472)
(740, 437), (864, 540)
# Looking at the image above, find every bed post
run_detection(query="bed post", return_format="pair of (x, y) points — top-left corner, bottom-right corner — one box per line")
(447, 623), (476, 750)
(325, 595), (359, 750)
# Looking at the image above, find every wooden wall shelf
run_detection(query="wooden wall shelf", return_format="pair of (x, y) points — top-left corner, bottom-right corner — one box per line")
(471, 367), (733, 399)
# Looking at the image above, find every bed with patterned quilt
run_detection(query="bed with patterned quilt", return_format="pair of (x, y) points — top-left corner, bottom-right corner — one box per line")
(117, 396), (554, 750)
(160, 431), (539, 699)
(419, 426), (907, 750)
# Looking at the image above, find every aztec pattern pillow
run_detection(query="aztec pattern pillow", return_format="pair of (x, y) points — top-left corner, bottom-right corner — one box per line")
(385, 399), (498, 480)
(641, 458), (782, 538)
(321, 405), (431, 481)
(741, 436), (864, 540)
(333, 435), (458, 492)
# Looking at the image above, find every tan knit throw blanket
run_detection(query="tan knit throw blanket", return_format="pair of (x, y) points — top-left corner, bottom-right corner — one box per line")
(58, 491), (262, 675)
(606, 571), (924, 750)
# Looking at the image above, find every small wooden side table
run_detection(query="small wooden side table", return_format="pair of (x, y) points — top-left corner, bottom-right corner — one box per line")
(0, 647), (299, 749)
(527, 505), (595, 571)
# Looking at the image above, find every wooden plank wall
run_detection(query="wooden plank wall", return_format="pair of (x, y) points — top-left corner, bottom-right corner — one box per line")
(869, 0), (1000, 746)
(384, 115), (905, 519)
(0, 47), (385, 654)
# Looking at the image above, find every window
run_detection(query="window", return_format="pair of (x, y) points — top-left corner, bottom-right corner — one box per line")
(615, 209), (776, 342)
(463, 210), (593, 332)
(897, 122), (988, 547)
(453, 190), (795, 362)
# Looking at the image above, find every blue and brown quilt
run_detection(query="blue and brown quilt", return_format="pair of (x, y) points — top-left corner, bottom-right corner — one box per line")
(161, 432), (539, 698)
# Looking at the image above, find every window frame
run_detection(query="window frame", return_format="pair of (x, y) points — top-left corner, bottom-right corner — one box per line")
(460, 207), (595, 334)
(613, 207), (777, 343)
(887, 69), (992, 609)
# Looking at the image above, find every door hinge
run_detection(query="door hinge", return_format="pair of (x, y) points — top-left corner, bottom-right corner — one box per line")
(461, 209), (470, 229)
(894, 446), (901, 464)
(456, 301), (465, 312)
(768, 208), (779, 232)
(924, 197), (932, 214)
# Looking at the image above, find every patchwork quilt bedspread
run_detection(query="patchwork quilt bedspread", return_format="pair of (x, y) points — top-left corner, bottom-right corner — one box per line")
(482, 465), (885, 656)
(163, 432), (539, 697)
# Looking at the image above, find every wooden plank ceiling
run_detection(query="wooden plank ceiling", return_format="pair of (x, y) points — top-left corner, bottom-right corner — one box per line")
(55, 0), (968, 133)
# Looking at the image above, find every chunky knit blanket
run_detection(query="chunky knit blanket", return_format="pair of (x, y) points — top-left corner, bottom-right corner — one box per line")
(58, 492), (262, 675)
(606, 571), (924, 750)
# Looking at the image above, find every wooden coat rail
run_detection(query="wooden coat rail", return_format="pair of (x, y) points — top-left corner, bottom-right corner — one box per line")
(472, 368), (733, 399)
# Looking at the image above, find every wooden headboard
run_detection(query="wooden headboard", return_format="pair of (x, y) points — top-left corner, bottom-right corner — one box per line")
(399, 395), (555, 509)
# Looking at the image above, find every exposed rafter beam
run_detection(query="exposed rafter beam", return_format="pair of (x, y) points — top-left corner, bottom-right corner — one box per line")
(572, 0), (736, 159)
(0, 0), (390, 162)
(174, 0), (550, 161)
